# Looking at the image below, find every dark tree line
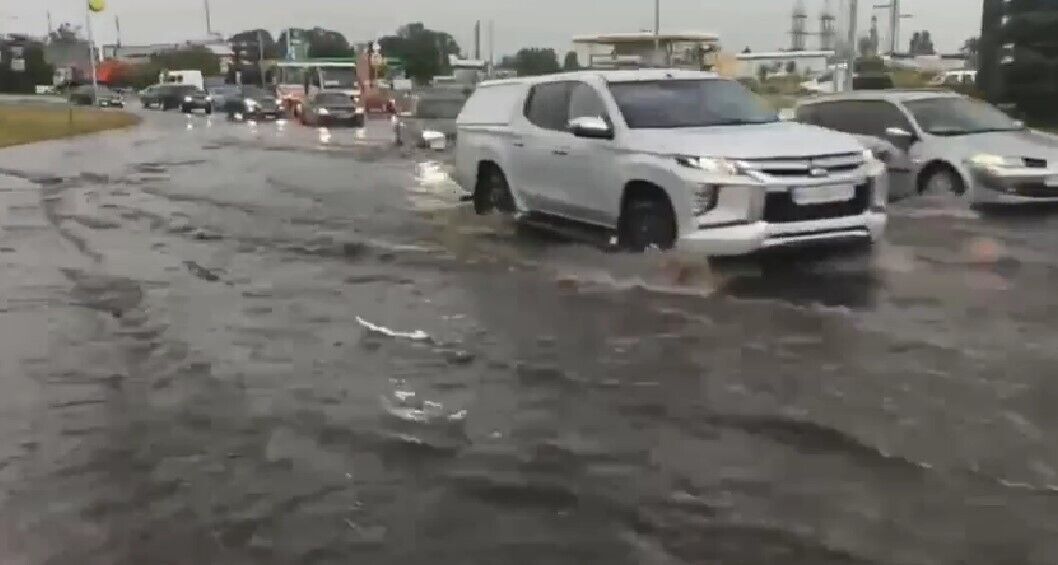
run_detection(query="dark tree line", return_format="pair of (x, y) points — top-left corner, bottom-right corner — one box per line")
(981, 0), (1058, 123)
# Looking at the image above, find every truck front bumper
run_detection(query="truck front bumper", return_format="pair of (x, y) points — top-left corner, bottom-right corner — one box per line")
(676, 212), (886, 256)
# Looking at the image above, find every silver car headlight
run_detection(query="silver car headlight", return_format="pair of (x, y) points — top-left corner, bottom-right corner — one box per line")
(968, 154), (1023, 169)
(317, 107), (330, 115)
(675, 156), (743, 176)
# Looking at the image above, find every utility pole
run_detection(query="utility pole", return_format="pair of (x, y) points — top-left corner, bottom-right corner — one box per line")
(873, 0), (912, 54)
(845, 0), (858, 91)
(47, 11), (54, 36)
(85, 3), (98, 99)
(203, 0), (212, 37)
(488, 20), (494, 77)
(115, 15), (121, 48)
(257, 29), (265, 87)
(653, 0), (660, 57)
(474, 20), (481, 60)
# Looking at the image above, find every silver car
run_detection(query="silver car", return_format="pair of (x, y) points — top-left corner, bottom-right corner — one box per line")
(394, 93), (467, 149)
(797, 91), (1058, 204)
(207, 85), (241, 113)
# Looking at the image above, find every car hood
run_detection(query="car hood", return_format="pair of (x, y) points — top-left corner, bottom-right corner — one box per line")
(933, 129), (1058, 162)
(321, 104), (356, 111)
(624, 122), (864, 159)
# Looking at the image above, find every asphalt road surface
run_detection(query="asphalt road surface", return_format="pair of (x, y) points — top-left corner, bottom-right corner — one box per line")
(2, 107), (1058, 565)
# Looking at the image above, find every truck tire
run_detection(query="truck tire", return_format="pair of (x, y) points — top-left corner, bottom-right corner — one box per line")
(620, 197), (677, 251)
(474, 165), (515, 215)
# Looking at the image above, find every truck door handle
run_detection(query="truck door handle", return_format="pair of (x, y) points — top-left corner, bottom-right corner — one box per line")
(512, 140), (525, 147)
(552, 148), (570, 156)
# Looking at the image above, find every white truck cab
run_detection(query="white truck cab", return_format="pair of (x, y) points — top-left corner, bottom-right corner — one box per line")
(455, 69), (888, 255)
(160, 70), (205, 91)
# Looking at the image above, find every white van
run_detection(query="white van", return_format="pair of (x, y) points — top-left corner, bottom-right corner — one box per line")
(159, 70), (205, 91)
(455, 69), (888, 255)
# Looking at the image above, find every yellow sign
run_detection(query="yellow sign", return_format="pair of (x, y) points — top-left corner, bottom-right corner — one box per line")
(88, 0), (106, 13)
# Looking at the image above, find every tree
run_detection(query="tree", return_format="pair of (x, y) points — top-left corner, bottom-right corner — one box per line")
(277, 27), (354, 60)
(513, 48), (560, 76)
(562, 51), (580, 70)
(378, 23), (461, 84)
(961, 36), (980, 68)
(1001, 0), (1058, 123)
(230, 29), (279, 60)
(0, 40), (54, 93)
(909, 30), (936, 55)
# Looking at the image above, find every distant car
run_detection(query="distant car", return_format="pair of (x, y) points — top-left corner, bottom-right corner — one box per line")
(207, 85), (241, 112)
(140, 84), (198, 110)
(222, 86), (283, 120)
(180, 89), (214, 114)
(797, 90), (1058, 204)
(70, 85), (125, 108)
(300, 92), (364, 127)
(394, 93), (467, 149)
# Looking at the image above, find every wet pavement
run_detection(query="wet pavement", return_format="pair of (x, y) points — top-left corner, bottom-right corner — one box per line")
(2, 107), (1058, 565)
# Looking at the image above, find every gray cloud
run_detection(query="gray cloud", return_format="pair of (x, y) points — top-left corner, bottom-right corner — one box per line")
(13, 0), (980, 57)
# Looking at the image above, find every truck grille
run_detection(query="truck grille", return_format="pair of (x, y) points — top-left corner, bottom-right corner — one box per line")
(764, 182), (871, 223)
(743, 152), (865, 179)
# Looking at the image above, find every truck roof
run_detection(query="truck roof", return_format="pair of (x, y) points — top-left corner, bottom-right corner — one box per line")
(477, 68), (721, 88)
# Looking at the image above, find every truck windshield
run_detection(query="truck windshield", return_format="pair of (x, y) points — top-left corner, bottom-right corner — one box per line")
(608, 79), (778, 128)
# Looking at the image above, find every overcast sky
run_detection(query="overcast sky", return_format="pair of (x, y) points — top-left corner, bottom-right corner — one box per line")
(7, 0), (981, 57)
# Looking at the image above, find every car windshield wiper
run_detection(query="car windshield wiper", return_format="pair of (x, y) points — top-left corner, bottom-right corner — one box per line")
(708, 118), (778, 126)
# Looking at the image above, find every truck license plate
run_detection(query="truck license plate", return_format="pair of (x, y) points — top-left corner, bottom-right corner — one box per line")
(792, 184), (855, 205)
(1045, 176), (1058, 188)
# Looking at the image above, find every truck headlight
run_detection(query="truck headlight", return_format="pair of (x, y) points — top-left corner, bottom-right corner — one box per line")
(183, 96), (193, 103)
(244, 98), (258, 109)
(968, 154), (1022, 169)
(317, 107), (330, 115)
(692, 184), (720, 215)
(676, 156), (743, 176)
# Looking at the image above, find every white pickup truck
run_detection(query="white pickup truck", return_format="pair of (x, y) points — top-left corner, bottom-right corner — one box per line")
(454, 69), (888, 255)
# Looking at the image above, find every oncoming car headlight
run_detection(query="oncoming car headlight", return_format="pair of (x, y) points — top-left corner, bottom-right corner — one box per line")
(244, 98), (258, 109)
(968, 154), (1023, 169)
(183, 96), (193, 103)
(675, 156), (743, 176)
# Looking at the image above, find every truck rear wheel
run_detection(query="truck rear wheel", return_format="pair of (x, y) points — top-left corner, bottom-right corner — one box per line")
(474, 165), (515, 215)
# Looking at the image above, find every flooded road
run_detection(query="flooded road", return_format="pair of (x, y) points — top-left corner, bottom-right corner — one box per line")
(2, 108), (1058, 564)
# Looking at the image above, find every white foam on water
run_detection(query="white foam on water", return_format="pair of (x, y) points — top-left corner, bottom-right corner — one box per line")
(355, 316), (431, 341)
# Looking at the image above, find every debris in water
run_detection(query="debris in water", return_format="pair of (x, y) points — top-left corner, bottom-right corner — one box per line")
(355, 316), (431, 341)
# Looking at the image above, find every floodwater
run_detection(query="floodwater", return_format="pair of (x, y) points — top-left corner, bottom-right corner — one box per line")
(1, 107), (1058, 564)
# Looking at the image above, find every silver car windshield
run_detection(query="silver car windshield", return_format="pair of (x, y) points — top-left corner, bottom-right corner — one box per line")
(608, 79), (778, 129)
(904, 97), (1023, 136)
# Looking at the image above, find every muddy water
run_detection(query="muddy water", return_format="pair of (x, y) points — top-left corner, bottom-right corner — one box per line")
(1, 110), (1058, 564)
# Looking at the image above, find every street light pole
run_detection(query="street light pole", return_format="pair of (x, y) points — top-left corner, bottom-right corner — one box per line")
(653, 0), (660, 59)
(845, 0), (858, 91)
(85, 3), (99, 99)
